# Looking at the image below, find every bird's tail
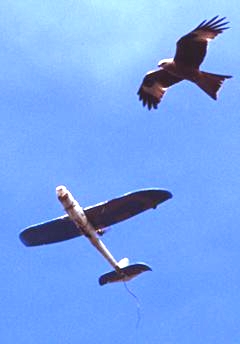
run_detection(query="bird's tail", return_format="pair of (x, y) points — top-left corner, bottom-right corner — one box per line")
(196, 71), (232, 100)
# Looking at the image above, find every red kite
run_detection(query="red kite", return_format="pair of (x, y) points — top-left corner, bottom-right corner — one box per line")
(138, 16), (232, 110)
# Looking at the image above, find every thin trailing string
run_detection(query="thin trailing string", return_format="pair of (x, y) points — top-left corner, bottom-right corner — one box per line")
(123, 281), (141, 329)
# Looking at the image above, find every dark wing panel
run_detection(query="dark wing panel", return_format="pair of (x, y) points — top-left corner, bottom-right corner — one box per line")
(138, 69), (182, 109)
(84, 189), (172, 229)
(174, 16), (229, 68)
(19, 189), (172, 247)
(19, 215), (81, 246)
(175, 37), (208, 68)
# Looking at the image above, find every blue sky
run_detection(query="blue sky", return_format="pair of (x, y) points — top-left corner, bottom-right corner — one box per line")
(1, 1), (239, 343)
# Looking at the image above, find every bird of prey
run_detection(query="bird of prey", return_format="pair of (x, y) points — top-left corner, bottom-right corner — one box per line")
(137, 16), (232, 110)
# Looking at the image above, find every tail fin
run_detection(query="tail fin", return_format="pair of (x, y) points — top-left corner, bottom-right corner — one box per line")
(196, 71), (232, 100)
(99, 263), (152, 286)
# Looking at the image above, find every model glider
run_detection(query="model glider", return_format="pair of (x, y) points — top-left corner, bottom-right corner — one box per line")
(138, 16), (232, 109)
(20, 186), (172, 285)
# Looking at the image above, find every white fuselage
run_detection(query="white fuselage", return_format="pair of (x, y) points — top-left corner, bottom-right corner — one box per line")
(56, 185), (121, 272)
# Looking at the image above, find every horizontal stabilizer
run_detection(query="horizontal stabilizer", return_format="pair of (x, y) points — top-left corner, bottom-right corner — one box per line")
(99, 263), (152, 286)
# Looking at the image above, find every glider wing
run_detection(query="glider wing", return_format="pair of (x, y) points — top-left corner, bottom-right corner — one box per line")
(84, 188), (172, 228)
(19, 215), (80, 246)
(19, 188), (172, 246)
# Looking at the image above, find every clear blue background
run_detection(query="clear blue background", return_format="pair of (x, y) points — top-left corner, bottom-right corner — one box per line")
(1, 1), (239, 343)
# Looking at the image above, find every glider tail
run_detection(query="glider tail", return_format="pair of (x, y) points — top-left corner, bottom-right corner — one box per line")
(99, 262), (152, 286)
(197, 71), (232, 100)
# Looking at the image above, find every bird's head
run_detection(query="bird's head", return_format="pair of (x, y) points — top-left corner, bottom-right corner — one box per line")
(158, 58), (174, 68)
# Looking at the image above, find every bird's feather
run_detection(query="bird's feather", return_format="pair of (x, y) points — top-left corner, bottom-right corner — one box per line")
(137, 69), (182, 110)
(174, 16), (229, 68)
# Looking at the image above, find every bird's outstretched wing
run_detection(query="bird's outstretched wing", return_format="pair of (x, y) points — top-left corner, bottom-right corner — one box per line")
(174, 16), (229, 68)
(137, 69), (182, 110)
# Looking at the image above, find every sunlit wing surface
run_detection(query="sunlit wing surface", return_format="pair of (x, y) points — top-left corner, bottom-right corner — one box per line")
(19, 188), (172, 246)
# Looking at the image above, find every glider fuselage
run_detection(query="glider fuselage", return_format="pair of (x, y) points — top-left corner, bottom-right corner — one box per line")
(20, 186), (172, 285)
(56, 186), (121, 272)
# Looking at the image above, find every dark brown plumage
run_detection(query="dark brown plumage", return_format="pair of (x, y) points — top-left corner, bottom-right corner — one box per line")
(138, 69), (182, 110)
(138, 16), (232, 110)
